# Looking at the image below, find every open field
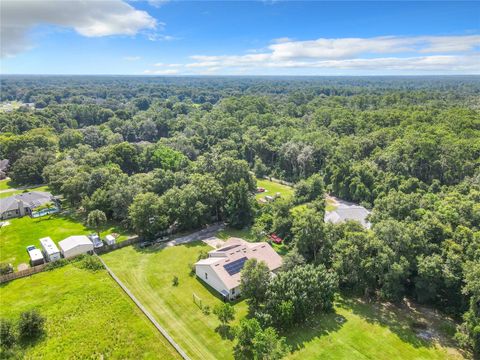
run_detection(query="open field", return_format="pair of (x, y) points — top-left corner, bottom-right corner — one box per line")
(0, 213), (132, 268)
(102, 242), (249, 360)
(0, 263), (180, 359)
(256, 178), (294, 200)
(102, 242), (463, 360)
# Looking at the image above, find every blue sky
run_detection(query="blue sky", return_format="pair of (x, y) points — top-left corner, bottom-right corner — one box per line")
(1, 1), (479, 75)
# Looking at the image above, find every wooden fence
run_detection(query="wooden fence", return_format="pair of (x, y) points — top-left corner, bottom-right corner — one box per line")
(0, 263), (47, 283)
(94, 236), (140, 255)
(0, 236), (140, 284)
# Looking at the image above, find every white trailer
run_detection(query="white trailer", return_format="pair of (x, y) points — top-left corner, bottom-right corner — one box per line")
(39, 237), (61, 262)
(28, 248), (45, 266)
(59, 235), (93, 258)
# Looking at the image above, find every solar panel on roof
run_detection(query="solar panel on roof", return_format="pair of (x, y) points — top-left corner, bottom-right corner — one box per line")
(217, 245), (240, 252)
(223, 257), (248, 276)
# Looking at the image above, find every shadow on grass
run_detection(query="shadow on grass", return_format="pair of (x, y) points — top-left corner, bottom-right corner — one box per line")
(336, 297), (438, 349)
(283, 310), (345, 352)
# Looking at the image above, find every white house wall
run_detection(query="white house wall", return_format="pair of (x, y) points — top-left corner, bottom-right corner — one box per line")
(62, 244), (93, 259)
(195, 264), (228, 297)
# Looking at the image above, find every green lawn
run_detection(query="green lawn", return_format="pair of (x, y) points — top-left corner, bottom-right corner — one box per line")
(0, 213), (132, 267)
(0, 264), (180, 359)
(0, 178), (14, 191)
(0, 185), (50, 199)
(102, 242), (249, 360)
(256, 178), (294, 200)
(101, 242), (463, 360)
(286, 298), (462, 360)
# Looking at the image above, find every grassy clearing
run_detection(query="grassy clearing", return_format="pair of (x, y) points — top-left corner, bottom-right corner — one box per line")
(0, 264), (180, 359)
(102, 242), (249, 360)
(0, 178), (14, 191)
(0, 185), (50, 199)
(256, 178), (294, 200)
(0, 213), (132, 267)
(286, 297), (462, 360)
(102, 242), (462, 360)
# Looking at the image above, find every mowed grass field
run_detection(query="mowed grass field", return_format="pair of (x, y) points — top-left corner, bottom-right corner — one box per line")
(102, 242), (249, 360)
(256, 178), (294, 200)
(102, 242), (463, 360)
(0, 264), (180, 359)
(0, 213), (132, 267)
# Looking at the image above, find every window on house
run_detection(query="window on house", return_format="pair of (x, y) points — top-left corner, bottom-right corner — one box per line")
(205, 273), (208, 280)
(231, 288), (235, 294)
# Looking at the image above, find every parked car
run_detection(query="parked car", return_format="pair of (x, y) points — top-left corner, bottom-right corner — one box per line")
(256, 187), (266, 193)
(88, 234), (103, 248)
(269, 233), (283, 244)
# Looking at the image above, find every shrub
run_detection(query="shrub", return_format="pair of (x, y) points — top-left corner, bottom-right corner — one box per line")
(78, 256), (104, 271)
(202, 305), (211, 316)
(0, 263), (13, 275)
(172, 276), (179, 286)
(18, 310), (45, 341)
(0, 319), (16, 349)
(45, 258), (68, 271)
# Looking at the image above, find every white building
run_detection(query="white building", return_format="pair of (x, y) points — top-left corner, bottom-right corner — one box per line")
(39, 237), (61, 262)
(28, 248), (45, 266)
(58, 235), (93, 258)
(195, 238), (282, 300)
(105, 234), (116, 245)
(325, 202), (371, 229)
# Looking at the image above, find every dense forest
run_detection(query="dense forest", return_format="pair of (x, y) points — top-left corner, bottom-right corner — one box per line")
(0, 75), (479, 356)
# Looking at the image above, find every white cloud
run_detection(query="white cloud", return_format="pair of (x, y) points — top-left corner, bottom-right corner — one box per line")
(175, 35), (480, 74)
(124, 56), (142, 61)
(1, 0), (157, 57)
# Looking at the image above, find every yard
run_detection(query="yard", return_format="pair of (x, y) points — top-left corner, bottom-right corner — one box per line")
(0, 264), (180, 359)
(101, 242), (463, 360)
(0, 213), (132, 268)
(102, 242), (249, 360)
(256, 178), (294, 200)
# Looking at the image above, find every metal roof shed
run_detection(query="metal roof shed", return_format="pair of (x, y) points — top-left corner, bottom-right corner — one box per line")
(59, 235), (93, 259)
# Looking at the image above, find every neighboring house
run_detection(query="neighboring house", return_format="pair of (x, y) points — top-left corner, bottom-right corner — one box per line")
(0, 191), (58, 220)
(58, 235), (94, 258)
(195, 238), (282, 300)
(324, 203), (371, 229)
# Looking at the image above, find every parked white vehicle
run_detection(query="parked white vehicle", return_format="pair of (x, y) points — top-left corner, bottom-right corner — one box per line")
(39, 237), (61, 262)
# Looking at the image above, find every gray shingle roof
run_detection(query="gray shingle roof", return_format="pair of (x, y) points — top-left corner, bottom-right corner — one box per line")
(0, 191), (54, 215)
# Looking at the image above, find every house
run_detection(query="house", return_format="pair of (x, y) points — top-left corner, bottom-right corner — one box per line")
(39, 237), (61, 262)
(58, 235), (93, 258)
(195, 238), (282, 300)
(324, 204), (371, 229)
(27, 246), (45, 266)
(0, 191), (58, 220)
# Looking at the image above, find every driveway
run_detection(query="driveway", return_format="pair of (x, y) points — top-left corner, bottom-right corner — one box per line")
(163, 223), (225, 247)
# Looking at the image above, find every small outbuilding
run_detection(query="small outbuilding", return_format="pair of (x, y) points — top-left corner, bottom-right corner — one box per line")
(28, 248), (45, 266)
(39, 237), (61, 262)
(58, 235), (93, 259)
(105, 234), (116, 245)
